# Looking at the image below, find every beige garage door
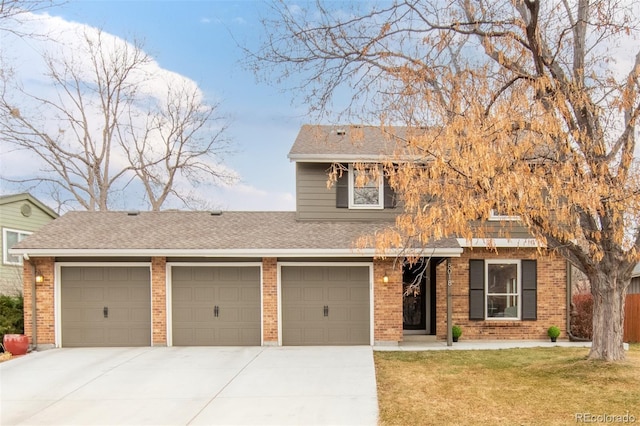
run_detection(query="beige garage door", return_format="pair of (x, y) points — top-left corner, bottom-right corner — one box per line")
(171, 266), (261, 346)
(281, 265), (370, 345)
(61, 266), (151, 347)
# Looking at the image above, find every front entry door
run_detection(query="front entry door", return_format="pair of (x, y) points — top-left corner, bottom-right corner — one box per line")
(403, 278), (426, 331)
(403, 260), (428, 332)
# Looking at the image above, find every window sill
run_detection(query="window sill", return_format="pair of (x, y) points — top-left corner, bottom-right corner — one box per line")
(482, 320), (523, 326)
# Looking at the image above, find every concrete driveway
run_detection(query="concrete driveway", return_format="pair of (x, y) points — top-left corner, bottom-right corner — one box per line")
(0, 346), (378, 425)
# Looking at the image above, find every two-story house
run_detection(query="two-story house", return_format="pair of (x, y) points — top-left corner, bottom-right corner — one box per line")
(0, 193), (58, 295)
(11, 125), (567, 350)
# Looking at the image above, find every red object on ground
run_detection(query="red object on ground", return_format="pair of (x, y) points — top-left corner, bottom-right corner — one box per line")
(3, 334), (29, 355)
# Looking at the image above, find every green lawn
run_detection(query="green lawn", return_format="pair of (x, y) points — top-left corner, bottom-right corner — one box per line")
(374, 344), (640, 425)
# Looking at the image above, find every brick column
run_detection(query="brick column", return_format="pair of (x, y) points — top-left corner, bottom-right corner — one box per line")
(373, 258), (403, 345)
(151, 257), (167, 346)
(23, 257), (55, 348)
(262, 257), (278, 345)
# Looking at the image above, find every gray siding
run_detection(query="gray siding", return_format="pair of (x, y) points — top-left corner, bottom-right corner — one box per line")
(294, 162), (535, 241)
(295, 162), (399, 222)
(630, 277), (640, 294)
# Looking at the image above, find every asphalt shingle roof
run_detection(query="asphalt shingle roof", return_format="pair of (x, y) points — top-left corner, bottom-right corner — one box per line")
(13, 211), (459, 255)
(289, 124), (422, 160)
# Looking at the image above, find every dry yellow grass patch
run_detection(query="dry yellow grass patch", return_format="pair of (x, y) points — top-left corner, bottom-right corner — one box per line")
(375, 344), (640, 425)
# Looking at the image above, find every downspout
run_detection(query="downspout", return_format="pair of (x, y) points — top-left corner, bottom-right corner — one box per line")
(446, 258), (452, 346)
(29, 256), (38, 350)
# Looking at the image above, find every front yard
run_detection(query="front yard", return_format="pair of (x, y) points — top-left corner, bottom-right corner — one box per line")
(375, 344), (640, 425)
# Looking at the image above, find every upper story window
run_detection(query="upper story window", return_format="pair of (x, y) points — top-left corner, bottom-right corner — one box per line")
(3, 228), (31, 265)
(349, 164), (384, 209)
(489, 206), (520, 221)
(335, 163), (396, 210)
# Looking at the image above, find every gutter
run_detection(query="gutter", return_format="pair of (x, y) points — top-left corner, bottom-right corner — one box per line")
(9, 247), (465, 258)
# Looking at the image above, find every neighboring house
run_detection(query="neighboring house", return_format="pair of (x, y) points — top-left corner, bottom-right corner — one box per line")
(630, 264), (640, 294)
(0, 193), (58, 295)
(11, 125), (567, 349)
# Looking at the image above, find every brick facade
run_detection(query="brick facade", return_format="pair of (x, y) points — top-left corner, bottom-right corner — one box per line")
(435, 248), (567, 340)
(22, 257), (55, 348)
(373, 258), (403, 344)
(151, 257), (167, 346)
(262, 257), (278, 344)
(24, 250), (566, 348)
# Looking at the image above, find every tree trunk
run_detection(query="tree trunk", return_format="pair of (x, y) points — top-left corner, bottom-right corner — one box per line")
(588, 271), (627, 361)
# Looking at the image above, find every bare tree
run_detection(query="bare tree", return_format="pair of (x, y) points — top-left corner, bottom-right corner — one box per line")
(252, 0), (640, 361)
(1, 28), (233, 211)
(121, 81), (235, 211)
(0, 1), (58, 33)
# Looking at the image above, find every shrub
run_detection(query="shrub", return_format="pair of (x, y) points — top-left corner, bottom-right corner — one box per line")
(0, 295), (24, 352)
(547, 325), (561, 339)
(571, 293), (593, 339)
(452, 325), (462, 338)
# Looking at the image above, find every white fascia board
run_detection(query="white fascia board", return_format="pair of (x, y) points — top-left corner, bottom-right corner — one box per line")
(288, 154), (424, 163)
(13, 247), (463, 258)
(456, 238), (543, 248)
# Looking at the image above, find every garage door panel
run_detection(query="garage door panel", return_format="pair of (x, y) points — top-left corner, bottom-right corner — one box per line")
(107, 287), (129, 302)
(329, 307), (348, 321)
(241, 287), (260, 302)
(303, 267), (324, 281)
(350, 306), (370, 321)
(83, 287), (105, 302)
(219, 268), (239, 281)
(241, 308), (261, 322)
(303, 328), (325, 344)
(194, 286), (215, 301)
(327, 287), (348, 301)
(241, 268), (260, 281)
(61, 266), (151, 347)
(194, 268), (214, 281)
(171, 266), (260, 346)
(350, 287), (369, 301)
(328, 328), (348, 343)
(107, 268), (129, 281)
(327, 268), (348, 281)
(282, 266), (370, 346)
(303, 287), (323, 301)
(219, 287), (240, 302)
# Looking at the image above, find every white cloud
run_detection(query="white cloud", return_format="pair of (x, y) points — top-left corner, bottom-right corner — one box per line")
(0, 12), (250, 211)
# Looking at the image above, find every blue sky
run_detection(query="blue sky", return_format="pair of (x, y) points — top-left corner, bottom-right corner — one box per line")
(1, 1), (308, 211)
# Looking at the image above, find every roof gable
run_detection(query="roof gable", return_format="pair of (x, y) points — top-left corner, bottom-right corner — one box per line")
(288, 124), (425, 162)
(0, 193), (58, 219)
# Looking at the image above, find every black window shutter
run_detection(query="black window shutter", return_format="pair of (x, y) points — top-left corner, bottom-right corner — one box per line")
(521, 260), (537, 320)
(469, 259), (485, 320)
(383, 176), (396, 209)
(335, 169), (348, 208)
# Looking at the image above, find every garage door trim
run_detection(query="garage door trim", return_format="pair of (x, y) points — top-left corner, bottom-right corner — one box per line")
(277, 262), (374, 346)
(54, 262), (152, 348)
(166, 262), (263, 346)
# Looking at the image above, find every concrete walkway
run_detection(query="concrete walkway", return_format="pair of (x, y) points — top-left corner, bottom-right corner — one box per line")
(375, 339), (596, 351)
(0, 346), (378, 426)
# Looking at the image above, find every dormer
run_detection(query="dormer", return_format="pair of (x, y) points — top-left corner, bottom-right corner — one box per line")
(288, 125), (402, 222)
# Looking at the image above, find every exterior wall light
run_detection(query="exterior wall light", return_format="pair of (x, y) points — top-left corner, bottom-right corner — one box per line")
(383, 273), (389, 283)
(35, 273), (44, 283)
